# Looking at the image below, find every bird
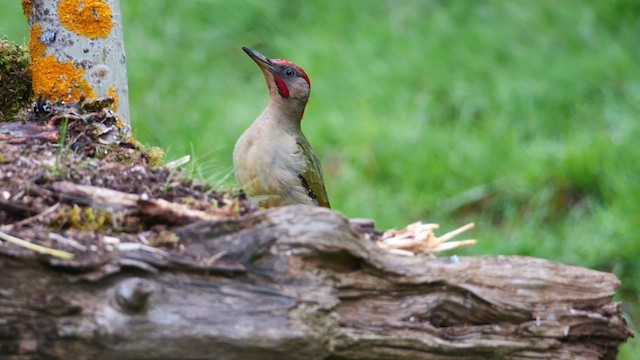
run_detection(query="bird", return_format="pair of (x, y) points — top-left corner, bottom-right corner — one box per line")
(233, 47), (330, 209)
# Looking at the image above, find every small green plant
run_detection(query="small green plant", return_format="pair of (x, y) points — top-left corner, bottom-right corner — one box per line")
(161, 165), (180, 192)
(53, 116), (69, 175)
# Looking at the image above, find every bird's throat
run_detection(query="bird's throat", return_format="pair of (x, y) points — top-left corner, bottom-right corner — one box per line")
(262, 100), (306, 131)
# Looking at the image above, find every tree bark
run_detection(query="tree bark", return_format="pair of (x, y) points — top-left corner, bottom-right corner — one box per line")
(0, 205), (631, 360)
(23, 0), (130, 127)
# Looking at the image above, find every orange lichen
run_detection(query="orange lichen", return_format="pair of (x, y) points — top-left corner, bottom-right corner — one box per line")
(58, 0), (113, 39)
(107, 85), (125, 127)
(21, 0), (33, 18)
(29, 24), (46, 58)
(108, 85), (119, 110)
(29, 24), (96, 102)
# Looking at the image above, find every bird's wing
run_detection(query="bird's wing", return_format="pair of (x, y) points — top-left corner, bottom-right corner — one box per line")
(296, 136), (331, 208)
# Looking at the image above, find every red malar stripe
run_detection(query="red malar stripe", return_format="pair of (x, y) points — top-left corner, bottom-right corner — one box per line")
(274, 75), (290, 98)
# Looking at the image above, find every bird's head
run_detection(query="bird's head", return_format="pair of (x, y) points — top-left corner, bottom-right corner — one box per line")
(242, 47), (311, 104)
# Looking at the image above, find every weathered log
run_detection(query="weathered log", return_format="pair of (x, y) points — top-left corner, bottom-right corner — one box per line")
(0, 205), (632, 359)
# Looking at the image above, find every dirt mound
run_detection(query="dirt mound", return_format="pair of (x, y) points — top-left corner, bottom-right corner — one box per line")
(0, 97), (255, 266)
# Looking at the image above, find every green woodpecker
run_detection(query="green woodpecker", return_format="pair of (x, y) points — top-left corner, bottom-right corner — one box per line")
(233, 47), (330, 208)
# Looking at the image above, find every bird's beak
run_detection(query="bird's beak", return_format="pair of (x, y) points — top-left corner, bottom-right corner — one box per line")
(242, 47), (276, 73)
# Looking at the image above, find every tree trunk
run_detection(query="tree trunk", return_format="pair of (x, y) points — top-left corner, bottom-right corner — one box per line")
(23, 0), (130, 128)
(0, 205), (631, 360)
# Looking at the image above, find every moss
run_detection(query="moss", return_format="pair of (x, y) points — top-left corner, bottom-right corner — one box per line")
(213, 195), (242, 217)
(145, 146), (166, 167)
(52, 204), (114, 231)
(0, 39), (33, 121)
(58, 0), (113, 39)
(147, 229), (180, 247)
(80, 97), (114, 113)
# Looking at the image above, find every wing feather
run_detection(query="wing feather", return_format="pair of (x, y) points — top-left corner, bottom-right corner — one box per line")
(296, 136), (330, 208)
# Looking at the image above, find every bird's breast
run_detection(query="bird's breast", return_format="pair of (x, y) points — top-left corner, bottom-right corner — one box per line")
(233, 125), (307, 204)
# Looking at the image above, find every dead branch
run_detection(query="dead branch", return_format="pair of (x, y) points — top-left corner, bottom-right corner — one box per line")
(50, 181), (224, 224)
(51, 181), (139, 211)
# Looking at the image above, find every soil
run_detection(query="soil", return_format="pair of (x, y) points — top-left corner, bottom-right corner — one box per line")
(0, 97), (256, 267)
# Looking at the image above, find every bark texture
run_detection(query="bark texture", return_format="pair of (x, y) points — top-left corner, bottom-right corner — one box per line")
(0, 205), (632, 360)
(24, 0), (130, 127)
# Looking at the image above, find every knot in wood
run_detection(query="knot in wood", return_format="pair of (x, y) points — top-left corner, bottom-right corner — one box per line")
(115, 277), (154, 312)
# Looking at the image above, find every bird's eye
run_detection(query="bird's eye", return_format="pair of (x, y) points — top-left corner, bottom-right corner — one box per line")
(284, 68), (295, 77)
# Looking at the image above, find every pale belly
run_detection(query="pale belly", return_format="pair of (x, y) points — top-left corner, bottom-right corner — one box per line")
(233, 130), (312, 207)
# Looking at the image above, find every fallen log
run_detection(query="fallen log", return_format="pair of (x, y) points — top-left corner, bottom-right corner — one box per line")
(0, 205), (632, 359)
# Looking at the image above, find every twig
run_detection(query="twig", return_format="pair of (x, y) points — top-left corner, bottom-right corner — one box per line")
(0, 230), (74, 259)
(138, 197), (223, 225)
(118, 242), (170, 257)
(51, 181), (138, 210)
(48, 113), (83, 126)
(1, 203), (61, 231)
(435, 223), (475, 244)
(432, 239), (477, 252)
(202, 250), (228, 267)
(48, 232), (87, 251)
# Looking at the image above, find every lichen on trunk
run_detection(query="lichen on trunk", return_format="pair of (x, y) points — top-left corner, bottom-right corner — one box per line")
(23, 0), (130, 128)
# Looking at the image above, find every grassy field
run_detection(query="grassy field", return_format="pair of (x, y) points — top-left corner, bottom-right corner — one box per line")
(2, 0), (638, 356)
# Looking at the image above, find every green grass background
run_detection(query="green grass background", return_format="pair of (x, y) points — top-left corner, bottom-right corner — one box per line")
(2, 0), (638, 356)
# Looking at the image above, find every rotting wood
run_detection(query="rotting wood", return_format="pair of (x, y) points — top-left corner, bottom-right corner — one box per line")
(0, 205), (632, 360)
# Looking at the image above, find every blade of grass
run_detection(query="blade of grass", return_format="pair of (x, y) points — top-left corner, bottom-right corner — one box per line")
(0, 230), (75, 259)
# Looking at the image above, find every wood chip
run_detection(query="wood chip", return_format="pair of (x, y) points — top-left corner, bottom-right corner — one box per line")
(377, 222), (476, 256)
